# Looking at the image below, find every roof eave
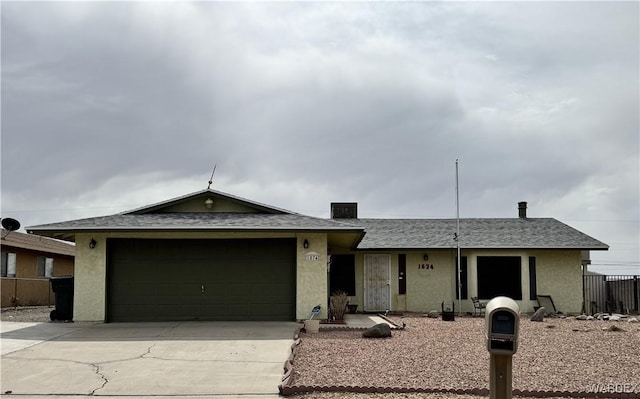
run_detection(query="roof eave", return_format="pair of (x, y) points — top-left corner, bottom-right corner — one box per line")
(354, 245), (610, 251)
(28, 226), (365, 242)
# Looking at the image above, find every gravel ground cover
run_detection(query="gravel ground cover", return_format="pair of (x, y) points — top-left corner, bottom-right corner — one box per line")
(0, 306), (52, 322)
(3, 308), (638, 398)
(289, 316), (640, 397)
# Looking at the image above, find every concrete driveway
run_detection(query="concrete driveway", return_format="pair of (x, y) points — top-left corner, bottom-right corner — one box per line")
(1, 321), (297, 398)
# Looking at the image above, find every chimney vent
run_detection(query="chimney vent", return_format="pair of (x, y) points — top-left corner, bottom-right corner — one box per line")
(518, 201), (528, 218)
(331, 202), (357, 219)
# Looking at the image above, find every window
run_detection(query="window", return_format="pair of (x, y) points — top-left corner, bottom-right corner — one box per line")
(398, 254), (406, 295)
(477, 256), (522, 300)
(1, 252), (17, 277)
(329, 255), (356, 296)
(529, 257), (537, 300)
(37, 256), (54, 277)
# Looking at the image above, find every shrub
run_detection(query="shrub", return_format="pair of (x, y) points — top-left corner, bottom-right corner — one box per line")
(330, 290), (349, 321)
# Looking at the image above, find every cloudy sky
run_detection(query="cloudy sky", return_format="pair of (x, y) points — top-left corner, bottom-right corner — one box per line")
(1, 1), (638, 275)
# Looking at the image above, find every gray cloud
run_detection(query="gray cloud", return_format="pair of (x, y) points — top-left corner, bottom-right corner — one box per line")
(1, 1), (638, 274)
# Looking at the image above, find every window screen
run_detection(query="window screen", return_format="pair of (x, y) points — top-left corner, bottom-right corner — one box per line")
(477, 256), (522, 300)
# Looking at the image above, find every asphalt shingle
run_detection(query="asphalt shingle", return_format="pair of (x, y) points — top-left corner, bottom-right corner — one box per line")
(27, 212), (360, 232)
(347, 218), (608, 250)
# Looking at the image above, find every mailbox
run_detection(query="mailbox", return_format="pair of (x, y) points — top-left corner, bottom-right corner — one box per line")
(485, 296), (520, 355)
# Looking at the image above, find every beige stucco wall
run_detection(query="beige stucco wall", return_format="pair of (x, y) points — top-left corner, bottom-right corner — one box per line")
(532, 250), (583, 314)
(161, 197), (261, 213)
(74, 233), (107, 321)
(405, 251), (457, 312)
(349, 250), (458, 313)
(465, 249), (583, 314)
(348, 249), (583, 315)
(73, 231), (328, 322)
(465, 250), (532, 313)
(72, 229), (583, 321)
(296, 233), (329, 320)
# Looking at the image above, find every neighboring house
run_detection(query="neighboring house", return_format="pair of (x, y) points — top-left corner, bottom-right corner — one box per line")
(26, 189), (608, 322)
(1, 228), (75, 307)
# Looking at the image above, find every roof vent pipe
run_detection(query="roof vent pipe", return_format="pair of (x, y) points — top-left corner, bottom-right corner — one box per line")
(518, 202), (527, 218)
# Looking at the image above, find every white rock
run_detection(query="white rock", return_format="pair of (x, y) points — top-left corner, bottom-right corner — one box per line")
(586, 316), (594, 321)
(609, 315), (621, 322)
(628, 317), (639, 323)
(575, 314), (588, 320)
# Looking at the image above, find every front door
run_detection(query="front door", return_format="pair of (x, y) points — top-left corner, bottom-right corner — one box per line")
(364, 254), (390, 312)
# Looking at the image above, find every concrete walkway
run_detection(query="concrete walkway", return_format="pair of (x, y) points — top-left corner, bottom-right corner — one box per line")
(1, 321), (297, 398)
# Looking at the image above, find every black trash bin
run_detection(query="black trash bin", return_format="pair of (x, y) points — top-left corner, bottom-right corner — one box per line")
(441, 301), (455, 321)
(49, 276), (74, 321)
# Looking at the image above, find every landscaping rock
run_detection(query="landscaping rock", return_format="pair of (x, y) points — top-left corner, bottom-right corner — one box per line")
(628, 317), (639, 323)
(604, 325), (625, 332)
(609, 315), (622, 322)
(575, 314), (588, 320)
(363, 323), (392, 338)
(427, 310), (439, 318)
(586, 316), (594, 321)
(530, 307), (545, 322)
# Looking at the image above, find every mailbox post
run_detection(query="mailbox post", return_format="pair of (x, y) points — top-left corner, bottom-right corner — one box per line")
(485, 296), (520, 399)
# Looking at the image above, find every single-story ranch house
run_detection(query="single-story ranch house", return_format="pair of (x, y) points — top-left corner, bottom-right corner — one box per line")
(27, 189), (608, 322)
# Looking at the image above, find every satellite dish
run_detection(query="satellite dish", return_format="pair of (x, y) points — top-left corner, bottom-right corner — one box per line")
(1, 218), (21, 232)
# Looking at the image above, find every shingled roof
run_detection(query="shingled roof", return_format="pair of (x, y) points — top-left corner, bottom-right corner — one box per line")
(27, 213), (363, 241)
(1, 229), (75, 256)
(348, 218), (609, 250)
(25, 189), (608, 251)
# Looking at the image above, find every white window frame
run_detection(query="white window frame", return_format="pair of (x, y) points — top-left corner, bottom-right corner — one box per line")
(37, 256), (54, 277)
(7, 253), (16, 277)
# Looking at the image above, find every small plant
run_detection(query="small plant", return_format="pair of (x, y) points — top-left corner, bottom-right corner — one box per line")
(330, 290), (349, 321)
(10, 296), (19, 308)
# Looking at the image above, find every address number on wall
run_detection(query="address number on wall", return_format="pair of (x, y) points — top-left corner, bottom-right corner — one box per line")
(418, 264), (434, 270)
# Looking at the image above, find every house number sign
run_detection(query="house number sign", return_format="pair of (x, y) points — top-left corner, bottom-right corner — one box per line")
(305, 251), (320, 261)
(418, 263), (434, 270)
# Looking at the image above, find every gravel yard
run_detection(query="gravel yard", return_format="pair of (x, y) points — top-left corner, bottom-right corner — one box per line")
(0, 306), (53, 322)
(3, 308), (638, 398)
(288, 316), (640, 397)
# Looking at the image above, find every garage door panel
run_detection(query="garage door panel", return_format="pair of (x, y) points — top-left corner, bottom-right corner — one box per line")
(107, 238), (295, 321)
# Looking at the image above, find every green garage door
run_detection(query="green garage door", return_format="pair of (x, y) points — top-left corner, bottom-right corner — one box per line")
(107, 238), (296, 322)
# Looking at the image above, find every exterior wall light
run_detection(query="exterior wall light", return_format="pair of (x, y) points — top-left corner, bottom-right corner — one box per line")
(89, 239), (97, 249)
(423, 253), (429, 261)
(205, 198), (214, 209)
(303, 239), (309, 249)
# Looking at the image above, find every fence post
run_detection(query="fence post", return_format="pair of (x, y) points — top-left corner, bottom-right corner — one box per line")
(14, 278), (18, 309)
(634, 276), (638, 313)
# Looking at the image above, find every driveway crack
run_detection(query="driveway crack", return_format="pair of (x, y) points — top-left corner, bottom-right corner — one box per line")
(140, 342), (157, 358)
(88, 363), (108, 396)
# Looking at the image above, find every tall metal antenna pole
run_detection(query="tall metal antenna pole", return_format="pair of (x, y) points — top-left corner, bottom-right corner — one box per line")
(456, 159), (462, 316)
(207, 163), (217, 189)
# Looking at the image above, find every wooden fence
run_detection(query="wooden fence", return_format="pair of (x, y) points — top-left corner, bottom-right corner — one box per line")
(1, 278), (54, 308)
